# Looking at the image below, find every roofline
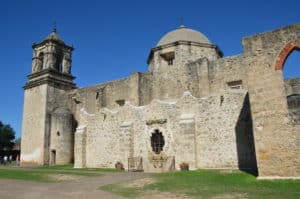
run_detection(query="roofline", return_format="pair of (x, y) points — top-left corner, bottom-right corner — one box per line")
(147, 40), (223, 64)
(32, 39), (74, 50)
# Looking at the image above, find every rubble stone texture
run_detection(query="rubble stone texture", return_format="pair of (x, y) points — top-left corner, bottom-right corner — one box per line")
(21, 24), (300, 178)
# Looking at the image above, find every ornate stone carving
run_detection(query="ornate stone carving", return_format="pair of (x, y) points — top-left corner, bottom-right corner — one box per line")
(148, 151), (168, 168)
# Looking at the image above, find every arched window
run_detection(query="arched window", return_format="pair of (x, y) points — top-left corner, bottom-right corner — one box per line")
(55, 55), (63, 72)
(151, 129), (165, 154)
(38, 52), (44, 71)
(276, 40), (300, 123)
(283, 50), (300, 78)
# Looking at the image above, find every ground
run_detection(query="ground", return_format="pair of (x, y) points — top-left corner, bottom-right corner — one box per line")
(0, 167), (148, 199)
(0, 166), (299, 199)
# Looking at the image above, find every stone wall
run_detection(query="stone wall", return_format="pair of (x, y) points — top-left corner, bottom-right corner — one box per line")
(150, 44), (220, 100)
(21, 85), (48, 165)
(74, 90), (253, 172)
(241, 24), (300, 178)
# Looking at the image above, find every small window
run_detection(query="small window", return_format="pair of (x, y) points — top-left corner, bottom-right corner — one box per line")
(151, 129), (165, 154)
(227, 80), (243, 90)
(160, 51), (175, 66)
(287, 94), (300, 109)
(116, 99), (125, 106)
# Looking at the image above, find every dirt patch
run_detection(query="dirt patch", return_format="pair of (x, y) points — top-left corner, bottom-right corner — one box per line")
(122, 177), (156, 188)
(46, 174), (83, 182)
(137, 191), (190, 199)
(212, 193), (248, 199)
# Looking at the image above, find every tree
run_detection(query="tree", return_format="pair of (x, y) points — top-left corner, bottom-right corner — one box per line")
(0, 121), (16, 150)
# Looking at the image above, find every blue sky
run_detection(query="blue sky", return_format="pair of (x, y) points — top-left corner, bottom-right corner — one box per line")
(0, 0), (299, 138)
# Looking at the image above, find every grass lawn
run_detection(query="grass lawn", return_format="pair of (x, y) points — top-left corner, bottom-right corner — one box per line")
(0, 164), (113, 182)
(100, 170), (300, 199)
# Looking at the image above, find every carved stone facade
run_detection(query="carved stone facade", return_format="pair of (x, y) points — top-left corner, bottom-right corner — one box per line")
(21, 24), (300, 179)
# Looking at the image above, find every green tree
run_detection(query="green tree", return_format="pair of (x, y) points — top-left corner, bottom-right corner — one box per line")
(0, 121), (16, 150)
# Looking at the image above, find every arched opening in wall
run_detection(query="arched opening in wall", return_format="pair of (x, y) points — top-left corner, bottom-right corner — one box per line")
(151, 129), (165, 154)
(55, 54), (63, 73)
(281, 48), (300, 124)
(283, 50), (300, 78)
(38, 52), (44, 71)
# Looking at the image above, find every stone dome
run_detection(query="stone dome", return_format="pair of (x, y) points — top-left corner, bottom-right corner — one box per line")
(157, 25), (211, 47)
(44, 28), (65, 44)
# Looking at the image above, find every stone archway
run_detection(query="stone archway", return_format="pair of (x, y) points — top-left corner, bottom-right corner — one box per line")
(275, 39), (300, 124)
(275, 40), (300, 70)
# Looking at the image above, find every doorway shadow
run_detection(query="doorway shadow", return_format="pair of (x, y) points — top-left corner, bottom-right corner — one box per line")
(235, 93), (258, 176)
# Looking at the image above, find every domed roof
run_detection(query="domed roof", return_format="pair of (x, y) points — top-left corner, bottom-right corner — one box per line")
(156, 25), (211, 46)
(44, 28), (65, 44)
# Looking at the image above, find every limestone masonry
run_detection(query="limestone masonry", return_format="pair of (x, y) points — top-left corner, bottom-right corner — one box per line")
(21, 24), (300, 178)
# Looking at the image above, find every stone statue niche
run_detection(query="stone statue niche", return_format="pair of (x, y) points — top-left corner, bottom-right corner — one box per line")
(32, 52), (44, 73)
(62, 53), (71, 74)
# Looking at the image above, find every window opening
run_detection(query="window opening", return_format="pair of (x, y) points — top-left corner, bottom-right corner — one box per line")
(160, 51), (175, 66)
(227, 80), (243, 90)
(116, 99), (125, 106)
(151, 129), (165, 154)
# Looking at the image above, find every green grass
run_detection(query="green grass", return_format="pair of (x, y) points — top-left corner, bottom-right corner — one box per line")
(0, 168), (52, 182)
(100, 170), (300, 199)
(0, 166), (103, 182)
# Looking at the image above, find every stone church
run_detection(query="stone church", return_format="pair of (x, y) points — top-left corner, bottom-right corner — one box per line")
(21, 23), (300, 179)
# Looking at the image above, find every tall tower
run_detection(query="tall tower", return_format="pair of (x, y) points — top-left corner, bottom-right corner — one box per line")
(21, 28), (76, 165)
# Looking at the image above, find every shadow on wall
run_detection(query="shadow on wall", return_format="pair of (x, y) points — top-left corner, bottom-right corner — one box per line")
(71, 116), (78, 164)
(235, 93), (258, 176)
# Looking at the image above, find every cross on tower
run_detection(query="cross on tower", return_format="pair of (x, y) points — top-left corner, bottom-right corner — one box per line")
(53, 21), (57, 32)
(180, 16), (184, 25)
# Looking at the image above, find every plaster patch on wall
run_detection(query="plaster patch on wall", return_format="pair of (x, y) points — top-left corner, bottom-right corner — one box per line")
(21, 148), (41, 162)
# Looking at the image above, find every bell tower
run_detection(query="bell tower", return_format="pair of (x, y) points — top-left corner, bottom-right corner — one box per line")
(21, 28), (76, 165)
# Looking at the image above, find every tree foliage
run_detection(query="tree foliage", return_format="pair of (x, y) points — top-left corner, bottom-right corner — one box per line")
(0, 121), (16, 150)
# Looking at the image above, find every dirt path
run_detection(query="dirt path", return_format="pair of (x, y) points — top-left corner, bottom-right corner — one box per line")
(0, 172), (149, 199)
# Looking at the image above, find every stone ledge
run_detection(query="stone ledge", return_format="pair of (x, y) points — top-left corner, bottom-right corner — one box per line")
(257, 176), (300, 180)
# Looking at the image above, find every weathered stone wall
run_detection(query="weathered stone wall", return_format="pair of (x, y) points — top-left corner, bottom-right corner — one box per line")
(74, 91), (251, 172)
(150, 44), (220, 100)
(50, 108), (74, 164)
(21, 85), (48, 165)
(241, 24), (300, 177)
(21, 74), (76, 166)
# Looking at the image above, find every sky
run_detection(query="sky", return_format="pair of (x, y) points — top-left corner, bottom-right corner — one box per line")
(0, 0), (299, 139)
